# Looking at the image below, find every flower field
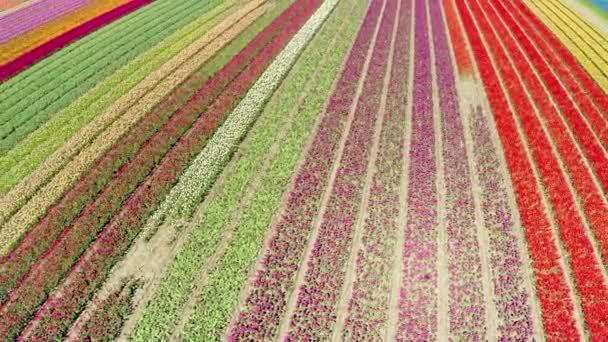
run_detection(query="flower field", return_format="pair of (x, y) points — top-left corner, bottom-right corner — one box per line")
(0, 0), (607, 340)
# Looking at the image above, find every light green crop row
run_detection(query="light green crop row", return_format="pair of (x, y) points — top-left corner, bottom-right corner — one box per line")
(128, 0), (338, 339)
(180, 1), (368, 339)
(0, 0), (155, 101)
(130, 0), (365, 340)
(0, 0), (219, 152)
(0, 1), (232, 195)
(0, 0), (176, 113)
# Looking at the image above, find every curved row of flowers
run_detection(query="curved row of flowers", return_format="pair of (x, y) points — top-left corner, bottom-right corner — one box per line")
(0, 1), (263, 254)
(0, 1), (276, 306)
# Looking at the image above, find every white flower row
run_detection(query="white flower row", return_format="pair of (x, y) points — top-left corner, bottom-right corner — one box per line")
(150, 0), (340, 226)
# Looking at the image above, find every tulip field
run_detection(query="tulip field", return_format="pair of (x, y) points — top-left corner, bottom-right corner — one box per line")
(1, 0), (608, 340)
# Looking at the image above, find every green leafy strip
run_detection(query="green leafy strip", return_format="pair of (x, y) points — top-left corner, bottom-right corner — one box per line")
(130, 0), (366, 340)
(0, 1), (232, 194)
(0, 0), (217, 152)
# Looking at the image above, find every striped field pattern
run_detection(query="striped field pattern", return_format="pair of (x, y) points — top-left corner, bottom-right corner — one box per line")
(0, 0), (607, 340)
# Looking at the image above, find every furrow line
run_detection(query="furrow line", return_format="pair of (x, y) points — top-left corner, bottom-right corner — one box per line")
(332, 0), (400, 338)
(431, 0), (490, 338)
(384, 0), (415, 338)
(284, 0), (397, 338)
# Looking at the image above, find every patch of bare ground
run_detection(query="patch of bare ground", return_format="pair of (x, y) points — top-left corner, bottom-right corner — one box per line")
(66, 139), (244, 341)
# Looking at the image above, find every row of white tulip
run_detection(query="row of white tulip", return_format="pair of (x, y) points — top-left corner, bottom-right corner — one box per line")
(150, 0), (341, 228)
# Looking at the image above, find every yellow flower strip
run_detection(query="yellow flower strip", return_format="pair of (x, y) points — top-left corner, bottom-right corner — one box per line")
(550, 0), (608, 50)
(527, 1), (608, 93)
(0, 1), (267, 253)
(0, 0), (130, 64)
(538, 0), (608, 77)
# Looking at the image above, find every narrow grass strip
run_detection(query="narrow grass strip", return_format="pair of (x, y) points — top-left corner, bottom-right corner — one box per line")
(0, 1), (234, 195)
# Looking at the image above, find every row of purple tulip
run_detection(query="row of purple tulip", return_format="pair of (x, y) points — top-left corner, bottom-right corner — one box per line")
(0, 0), (90, 43)
(341, 0), (411, 339)
(227, 0), (386, 340)
(286, 0), (397, 338)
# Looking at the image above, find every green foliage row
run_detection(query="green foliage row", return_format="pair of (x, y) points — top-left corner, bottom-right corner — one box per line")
(0, 1), (231, 194)
(181, 1), (368, 339)
(131, 0), (367, 340)
(0, 0), (218, 153)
